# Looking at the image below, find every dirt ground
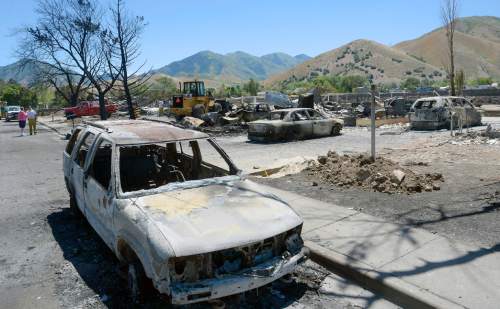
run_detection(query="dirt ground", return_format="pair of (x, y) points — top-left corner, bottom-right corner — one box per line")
(255, 131), (500, 248)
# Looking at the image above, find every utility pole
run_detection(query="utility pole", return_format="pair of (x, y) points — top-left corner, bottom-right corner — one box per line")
(371, 84), (377, 161)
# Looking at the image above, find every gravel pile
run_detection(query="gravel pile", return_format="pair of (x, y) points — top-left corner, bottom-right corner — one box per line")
(307, 151), (443, 194)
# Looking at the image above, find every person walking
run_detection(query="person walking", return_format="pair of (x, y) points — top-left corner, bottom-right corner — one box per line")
(27, 106), (37, 135)
(18, 107), (28, 136)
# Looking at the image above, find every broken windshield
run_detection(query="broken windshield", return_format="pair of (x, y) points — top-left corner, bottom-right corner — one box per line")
(119, 138), (238, 193)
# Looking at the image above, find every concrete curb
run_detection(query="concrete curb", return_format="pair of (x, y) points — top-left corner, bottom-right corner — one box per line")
(305, 240), (462, 309)
(37, 120), (69, 137)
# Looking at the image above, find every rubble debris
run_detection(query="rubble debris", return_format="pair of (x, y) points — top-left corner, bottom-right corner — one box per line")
(308, 151), (443, 194)
(180, 116), (205, 128)
(200, 112), (221, 126)
(449, 127), (500, 145)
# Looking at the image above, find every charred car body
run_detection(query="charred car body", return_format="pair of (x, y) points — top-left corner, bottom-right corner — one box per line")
(62, 120), (307, 304)
(409, 96), (482, 130)
(248, 108), (343, 142)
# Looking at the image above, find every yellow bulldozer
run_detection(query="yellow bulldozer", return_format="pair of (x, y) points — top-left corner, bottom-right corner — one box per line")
(170, 80), (221, 118)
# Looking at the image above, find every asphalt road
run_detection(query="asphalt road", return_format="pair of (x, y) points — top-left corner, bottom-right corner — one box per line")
(0, 120), (389, 308)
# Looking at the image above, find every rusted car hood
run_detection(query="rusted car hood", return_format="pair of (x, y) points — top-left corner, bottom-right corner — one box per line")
(134, 180), (302, 257)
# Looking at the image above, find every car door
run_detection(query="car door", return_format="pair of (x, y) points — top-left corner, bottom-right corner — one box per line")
(308, 109), (331, 136)
(83, 137), (115, 248)
(70, 131), (98, 213)
(290, 110), (313, 138)
(63, 128), (82, 180)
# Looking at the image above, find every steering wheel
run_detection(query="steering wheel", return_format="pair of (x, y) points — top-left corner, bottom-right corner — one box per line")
(167, 165), (186, 182)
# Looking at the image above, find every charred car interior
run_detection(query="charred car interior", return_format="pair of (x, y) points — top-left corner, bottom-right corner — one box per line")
(119, 139), (236, 193)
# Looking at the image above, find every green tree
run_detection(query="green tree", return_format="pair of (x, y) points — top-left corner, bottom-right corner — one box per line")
(147, 76), (178, 102)
(243, 79), (260, 96)
(338, 75), (368, 92)
(468, 77), (493, 86)
(0, 83), (38, 107)
(401, 77), (421, 91)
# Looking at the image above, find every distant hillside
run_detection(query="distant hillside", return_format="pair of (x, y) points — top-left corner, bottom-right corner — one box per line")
(394, 16), (500, 80)
(265, 39), (445, 88)
(0, 60), (46, 85)
(155, 51), (310, 82)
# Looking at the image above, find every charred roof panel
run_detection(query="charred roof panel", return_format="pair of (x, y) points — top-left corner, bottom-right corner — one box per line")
(89, 120), (209, 144)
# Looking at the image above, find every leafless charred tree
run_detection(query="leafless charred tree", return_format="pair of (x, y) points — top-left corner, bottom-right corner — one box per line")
(110, 0), (151, 119)
(441, 0), (459, 96)
(22, 0), (121, 120)
(18, 1), (90, 106)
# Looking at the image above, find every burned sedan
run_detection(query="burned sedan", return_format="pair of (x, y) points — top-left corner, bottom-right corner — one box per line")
(62, 120), (307, 304)
(409, 96), (481, 130)
(248, 108), (343, 142)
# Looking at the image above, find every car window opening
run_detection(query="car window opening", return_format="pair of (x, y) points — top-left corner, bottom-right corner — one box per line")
(119, 139), (236, 193)
(89, 139), (112, 189)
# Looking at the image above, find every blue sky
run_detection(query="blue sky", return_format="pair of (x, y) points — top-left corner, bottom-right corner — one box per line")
(0, 0), (499, 68)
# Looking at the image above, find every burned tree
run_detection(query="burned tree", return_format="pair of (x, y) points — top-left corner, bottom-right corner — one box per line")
(18, 0), (90, 106)
(110, 0), (150, 119)
(441, 0), (459, 96)
(26, 0), (121, 120)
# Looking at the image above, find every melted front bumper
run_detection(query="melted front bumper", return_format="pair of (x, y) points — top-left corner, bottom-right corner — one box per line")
(170, 247), (309, 304)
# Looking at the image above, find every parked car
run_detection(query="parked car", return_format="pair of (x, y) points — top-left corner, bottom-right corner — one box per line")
(248, 108), (343, 142)
(409, 96), (482, 130)
(64, 101), (118, 119)
(63, 120), (307, 304)
(5, 105), (21, 122)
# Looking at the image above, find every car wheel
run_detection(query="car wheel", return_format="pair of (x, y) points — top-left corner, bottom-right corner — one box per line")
(192, 104), (205, 119)
(128, 261), (149, 304)
(331, 124), (341, 136)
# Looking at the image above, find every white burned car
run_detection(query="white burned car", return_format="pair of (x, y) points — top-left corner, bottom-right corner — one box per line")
(62, 120), (307, 304)
(409, 96), (482, 130)
(248, 108), (343, 142)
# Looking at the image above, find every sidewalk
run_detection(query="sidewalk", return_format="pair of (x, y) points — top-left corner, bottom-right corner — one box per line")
(260, 184), (500, 309)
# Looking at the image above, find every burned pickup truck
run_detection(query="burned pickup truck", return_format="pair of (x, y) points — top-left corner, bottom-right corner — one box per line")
(409, 96), (482, 130)
(248, 108), (343, 142)
(63, 120), (307, 304)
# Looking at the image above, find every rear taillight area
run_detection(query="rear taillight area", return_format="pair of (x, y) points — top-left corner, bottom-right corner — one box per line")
(168, 225), (304, 284)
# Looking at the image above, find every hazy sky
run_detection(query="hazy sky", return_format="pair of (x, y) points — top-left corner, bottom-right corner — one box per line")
(0, 0), (498, 68)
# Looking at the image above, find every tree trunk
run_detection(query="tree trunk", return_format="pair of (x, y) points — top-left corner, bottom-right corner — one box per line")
(125, 83), (135, 119)
(98, 92), (107, 120)
(450, 39), (456, 96)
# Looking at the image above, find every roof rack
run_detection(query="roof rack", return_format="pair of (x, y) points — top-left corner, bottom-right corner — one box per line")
(83, 120), (113, 133)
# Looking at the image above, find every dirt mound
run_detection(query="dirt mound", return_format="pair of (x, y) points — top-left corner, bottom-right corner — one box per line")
(307, 151), (443, 194)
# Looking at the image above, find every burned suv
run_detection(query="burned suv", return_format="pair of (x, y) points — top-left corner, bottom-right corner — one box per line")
(409, 96), (481, 130)
(63, 120), (307, 304)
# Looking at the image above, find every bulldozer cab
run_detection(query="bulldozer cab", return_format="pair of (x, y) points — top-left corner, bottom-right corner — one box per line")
(171, 80), (215, 117)
(183, 81), (206, 97)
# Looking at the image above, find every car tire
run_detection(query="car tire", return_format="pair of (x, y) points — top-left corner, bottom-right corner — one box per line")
(128, 261), (149, 304)
(331, 124), (341, 136)
(192, 104), (205, 119)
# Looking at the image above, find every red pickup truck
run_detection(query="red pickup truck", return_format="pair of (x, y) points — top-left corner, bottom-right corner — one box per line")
(64, 101), (118, 119)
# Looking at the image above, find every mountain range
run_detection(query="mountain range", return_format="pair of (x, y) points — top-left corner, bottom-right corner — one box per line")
(266, 16), (500, 88)
(1, 16), (498, 87)
(154, 51), (311, 82)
